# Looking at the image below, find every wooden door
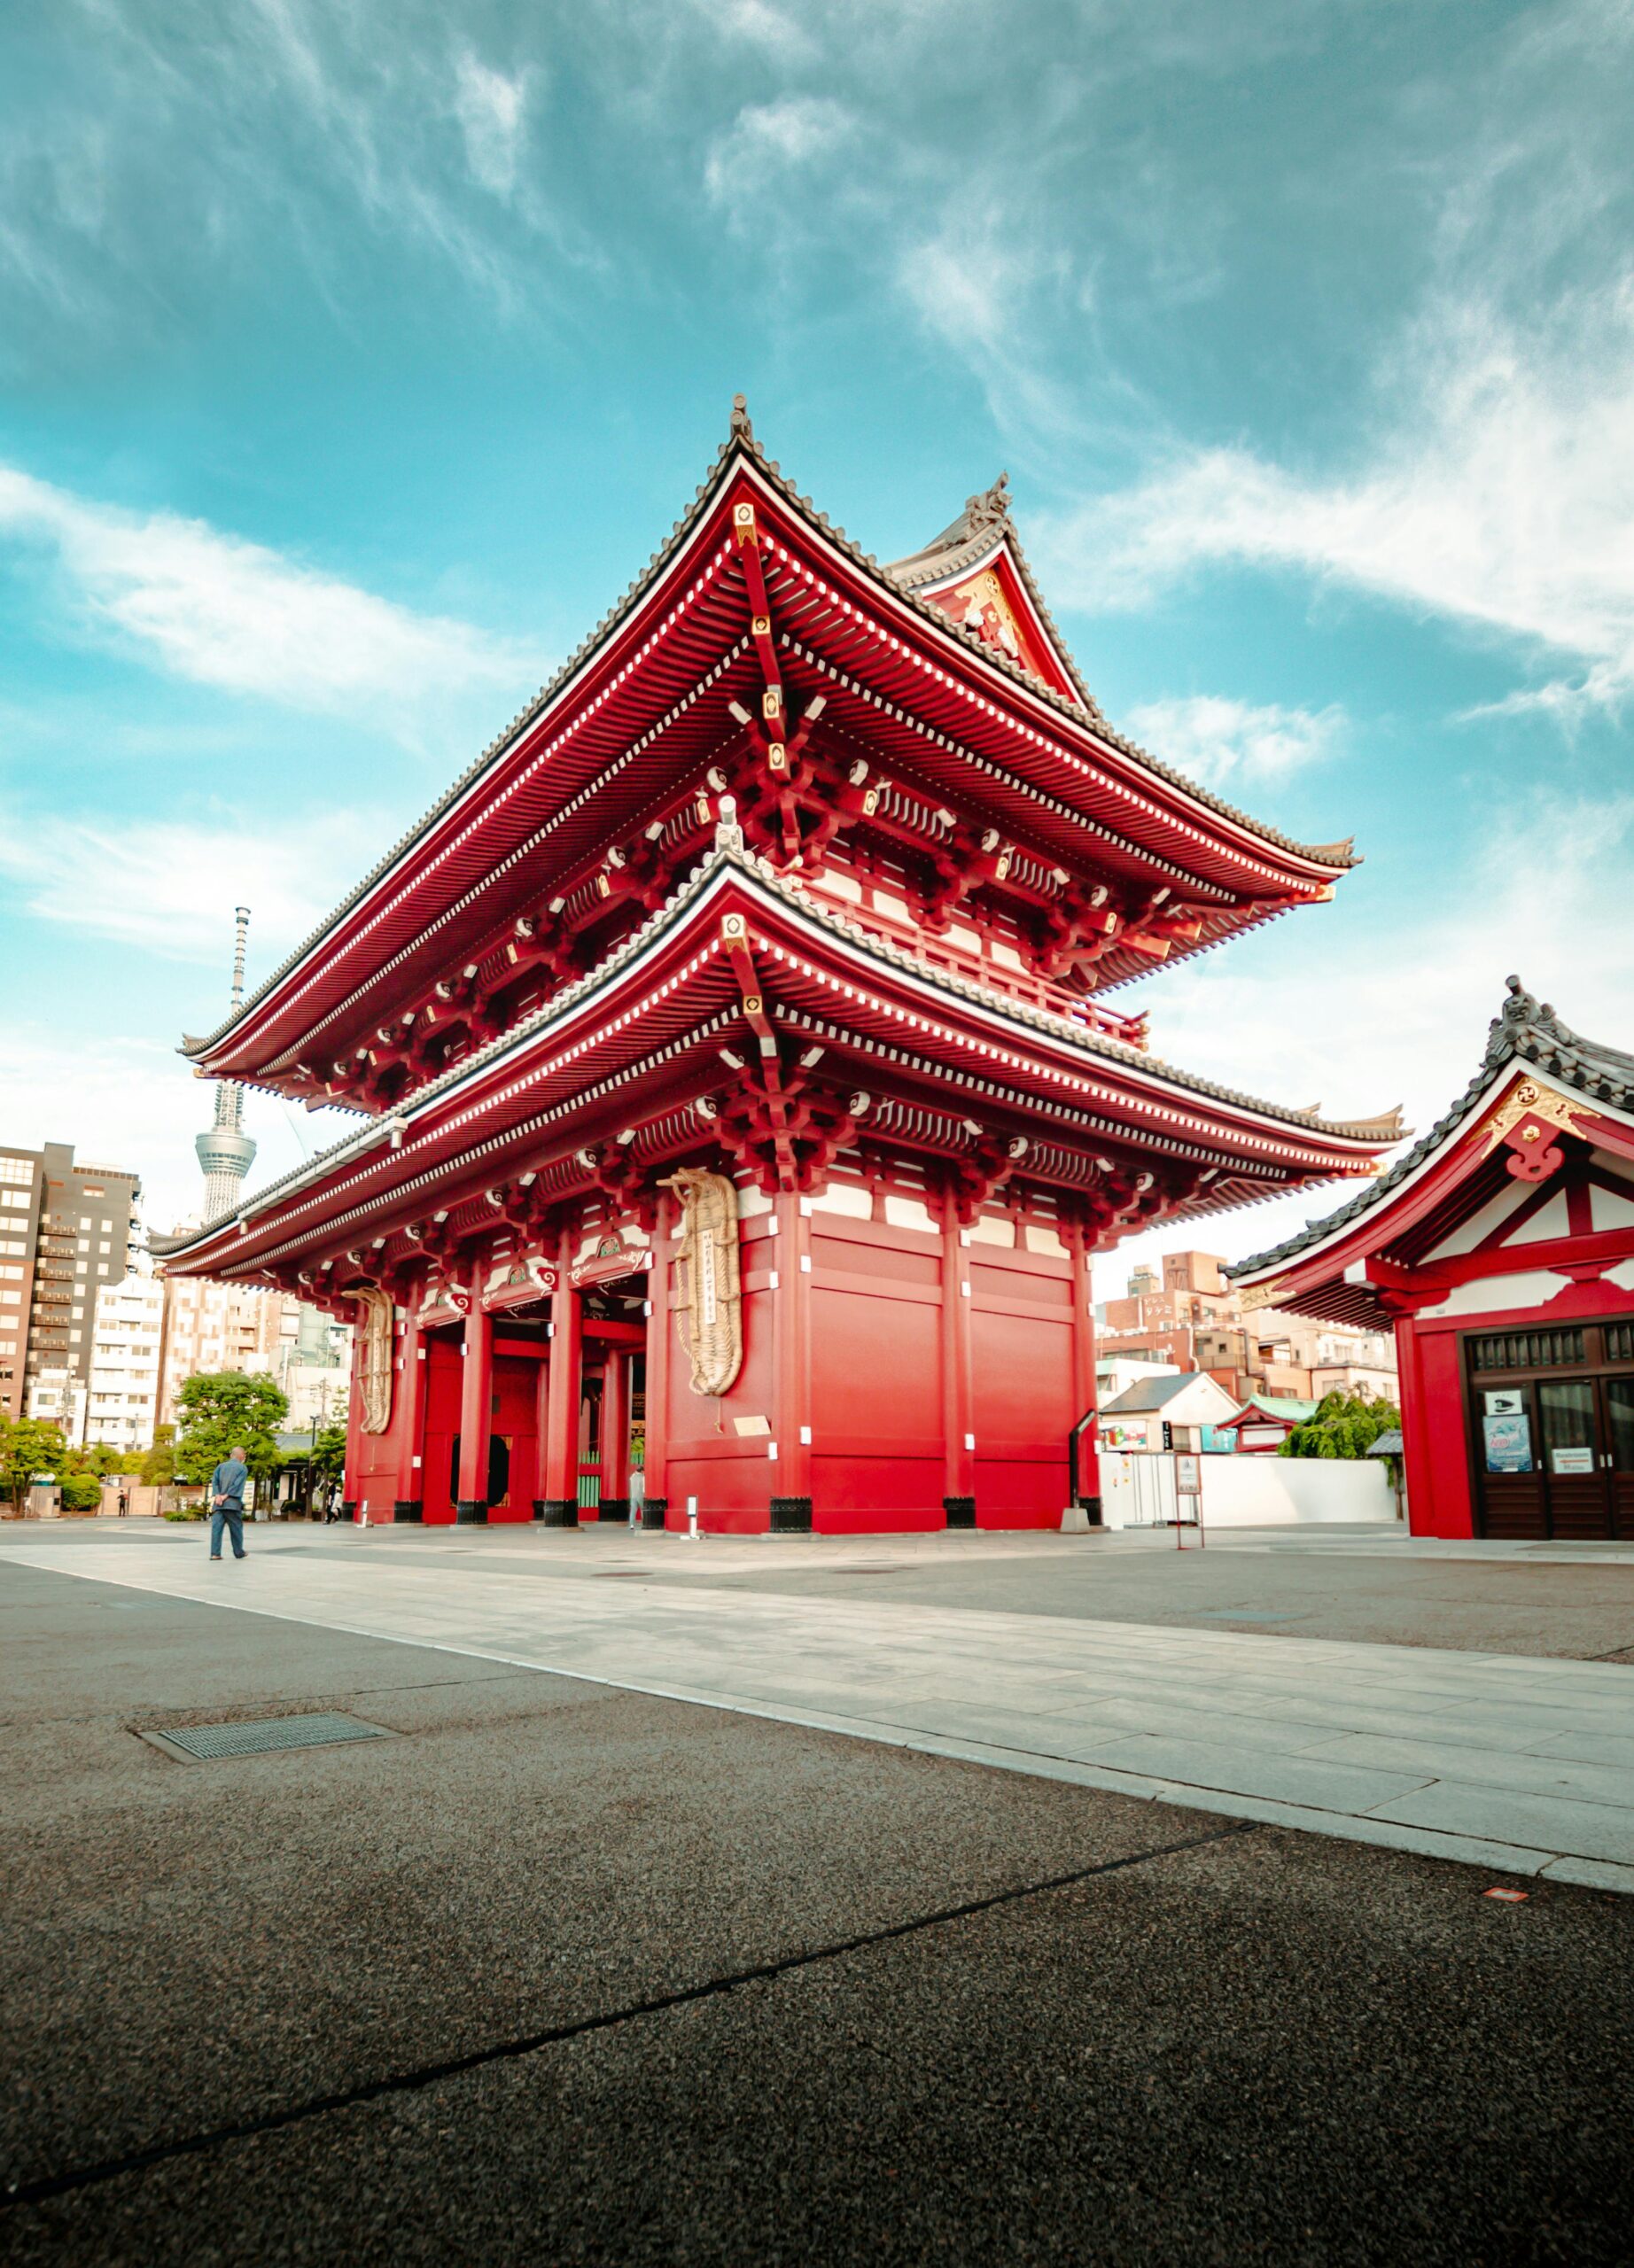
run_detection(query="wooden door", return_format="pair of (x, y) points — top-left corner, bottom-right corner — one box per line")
(1600, 1374), (1634, 1541)
(1536, 1376), (1607, 1540)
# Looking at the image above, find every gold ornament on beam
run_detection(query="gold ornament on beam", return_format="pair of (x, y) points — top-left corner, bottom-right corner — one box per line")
(1235, 1281), (1285, 1313)
(661, 1167), (743, 1397)
(1478, 1076), (1585, 1153)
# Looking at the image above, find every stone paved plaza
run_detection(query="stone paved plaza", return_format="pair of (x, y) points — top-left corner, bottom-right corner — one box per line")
(9, 1520), (1634, 1892)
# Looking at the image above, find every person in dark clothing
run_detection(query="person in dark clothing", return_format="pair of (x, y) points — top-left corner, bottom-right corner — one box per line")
(209, 1446), (250, 1561)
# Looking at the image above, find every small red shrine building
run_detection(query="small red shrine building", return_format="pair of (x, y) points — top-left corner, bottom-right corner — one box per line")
(1230, 980), (1634, 1541)
(154, 405), (1396, 1535)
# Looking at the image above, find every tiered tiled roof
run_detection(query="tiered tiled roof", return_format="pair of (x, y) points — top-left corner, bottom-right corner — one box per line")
(183, 400), (1359, 1065)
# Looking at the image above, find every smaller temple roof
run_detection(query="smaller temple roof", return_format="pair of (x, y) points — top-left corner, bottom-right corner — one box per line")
(1219, 1394), (1318, 1426)
(1228, 976), (1634, 1286)
(1101, 1372), (1212, 1413)
(883, 472), (1099, 711)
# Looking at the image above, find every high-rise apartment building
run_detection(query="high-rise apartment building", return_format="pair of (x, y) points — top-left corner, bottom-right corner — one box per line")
(0, 1143), (141, 1422)
(156, 1274), (288, 1426)
(85, 1277), (166, 1451)
(153, 1275), (352, 1433)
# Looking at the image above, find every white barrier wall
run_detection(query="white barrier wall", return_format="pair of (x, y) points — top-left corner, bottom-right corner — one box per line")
(1101, 1451), (1396, 1527)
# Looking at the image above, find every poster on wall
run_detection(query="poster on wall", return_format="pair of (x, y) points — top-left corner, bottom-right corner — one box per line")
(1484, 1389), (1525, 1418)
(1482, 1411), (1533, 1473)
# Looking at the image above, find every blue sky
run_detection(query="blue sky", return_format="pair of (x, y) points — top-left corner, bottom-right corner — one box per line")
(2, 0), (1628, 1288)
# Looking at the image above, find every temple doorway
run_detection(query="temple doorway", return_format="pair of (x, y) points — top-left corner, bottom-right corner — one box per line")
(580, 1276), (648, 1524)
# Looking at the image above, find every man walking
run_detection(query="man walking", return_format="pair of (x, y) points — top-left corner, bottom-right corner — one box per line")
(209, 1445), (250, 1562)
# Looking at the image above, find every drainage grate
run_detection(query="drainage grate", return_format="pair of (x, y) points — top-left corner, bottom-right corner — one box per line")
(145, 1713), (391, 1761)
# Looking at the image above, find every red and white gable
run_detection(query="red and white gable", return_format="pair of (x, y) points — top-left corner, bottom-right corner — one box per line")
(914, 539), (1083, 703)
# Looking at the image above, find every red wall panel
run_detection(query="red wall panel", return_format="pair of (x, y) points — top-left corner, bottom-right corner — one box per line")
(421, 1331), (463, 1525)
(970, 1245), (1074, 1528)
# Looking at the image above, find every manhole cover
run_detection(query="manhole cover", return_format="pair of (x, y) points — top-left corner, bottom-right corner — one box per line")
(143, 1713), (392, 1762)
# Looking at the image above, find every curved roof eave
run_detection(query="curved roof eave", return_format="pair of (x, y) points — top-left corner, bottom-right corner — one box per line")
(155, 837), (1399, 1274)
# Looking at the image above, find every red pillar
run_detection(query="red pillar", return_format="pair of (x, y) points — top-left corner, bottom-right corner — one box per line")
(771, 1189), (813, 1531)
(455, 1300), (493, 1524)
(393, 1306), (429, 1523)
(531, 1348), (552, 1521)
(599, 1350), (630, 1524)
(342, 1325), (366, 1521)
(1068, 1216), (1101, 1523)
(940, 1194), (976, 1527)
(642, 1192), (671, 1529)
(541, 1222), (582, 1526)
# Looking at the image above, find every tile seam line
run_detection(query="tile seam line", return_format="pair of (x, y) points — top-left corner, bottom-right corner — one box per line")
(3, 1821), (1255, 2211)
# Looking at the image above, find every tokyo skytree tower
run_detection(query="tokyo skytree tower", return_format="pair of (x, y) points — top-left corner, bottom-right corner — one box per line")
(194, 906), (258, 1221)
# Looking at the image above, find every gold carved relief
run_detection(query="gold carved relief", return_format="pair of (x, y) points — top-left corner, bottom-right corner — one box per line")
(354, 1287), (395, 1434)
(663, 1167), (743, 1397)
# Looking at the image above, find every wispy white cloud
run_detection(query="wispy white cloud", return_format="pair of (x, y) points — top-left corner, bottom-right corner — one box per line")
(1124, 695), (1343, 792)
(0, 803), (383, 963)
(0, 464), (526, 713)
(685, 0), (816, 66)
(1031, 0), (1634, 724)
(452, 53), (533, 199)
(703, 97), (857, 220)
(1039, 287), (1634, 718)
(897, 217), (1087, 444)
(1096, 782), (1634, 1289)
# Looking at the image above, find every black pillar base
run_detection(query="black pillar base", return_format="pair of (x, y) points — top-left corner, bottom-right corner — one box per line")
(393, 1500), (424, 1525)
(455, 1500), (488, 1525)
(769, 1495), (813, 1533)
(536, 1498), (579, 1527)
(641, 1495), (668, 1531)
(341, 1498), (357, 1521)
(1080, 1495), (1104, 1528)
(943, 1495), (977, 1528)
(597, 1498), (630, 1524)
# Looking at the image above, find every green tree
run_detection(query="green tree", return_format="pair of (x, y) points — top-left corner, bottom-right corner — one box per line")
(140, 1424), (176, 1487)
(309, 1425), (347, 1482)
(0, 1416), (70, 1512)
(58, 1470), (104, 1511)
(1280, 1391), (1400, 1461)
(174, 1372), (289, 1487)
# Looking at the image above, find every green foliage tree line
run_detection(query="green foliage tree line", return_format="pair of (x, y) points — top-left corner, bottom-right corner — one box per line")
(1280, 1391), (1400, 1461)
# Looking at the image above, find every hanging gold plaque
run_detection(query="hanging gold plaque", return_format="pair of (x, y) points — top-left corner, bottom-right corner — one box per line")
(663, 1167), (743, 1396)
(354, 1286), (395, 1433)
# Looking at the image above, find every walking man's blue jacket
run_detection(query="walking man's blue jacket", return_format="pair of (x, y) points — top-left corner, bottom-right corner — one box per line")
(210, 1459), (249, 1506)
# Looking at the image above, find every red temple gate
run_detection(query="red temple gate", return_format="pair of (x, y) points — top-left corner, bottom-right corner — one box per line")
(156, 408), (1394, 1534)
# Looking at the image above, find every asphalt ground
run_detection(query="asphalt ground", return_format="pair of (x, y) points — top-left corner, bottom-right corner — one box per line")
(4, 1555), (1634, 2265)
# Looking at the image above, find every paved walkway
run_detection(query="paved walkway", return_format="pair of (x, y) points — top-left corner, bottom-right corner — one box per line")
(5, 1529), (1632, 1891)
